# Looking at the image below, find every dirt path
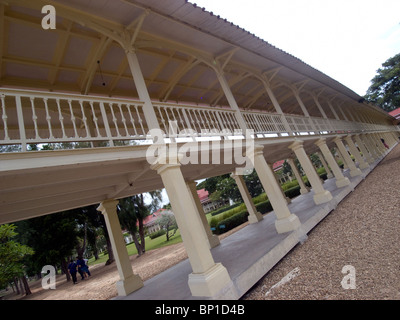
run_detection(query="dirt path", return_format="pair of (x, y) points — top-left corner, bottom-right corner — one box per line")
(5, 218), (245, 300)
(5, 242), (187, 300)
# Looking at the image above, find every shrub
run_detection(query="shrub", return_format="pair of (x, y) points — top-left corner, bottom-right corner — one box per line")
(214, 210), (249, 235)
(252, 192), (268, 205)
(210, 202), (241, 216)
(284, 185), (301, 199)
(255, 199), (273, 214)
(149, 229), (166, 239)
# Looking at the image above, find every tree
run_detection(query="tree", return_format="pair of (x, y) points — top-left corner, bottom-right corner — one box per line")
(156, 211), (178, 241)
(15, 211), (79, 281)
(118, 191), (162, 256)
(0, 224), (34, 293)
(206, 171), (263, 204)
(364, 53), (400, 112)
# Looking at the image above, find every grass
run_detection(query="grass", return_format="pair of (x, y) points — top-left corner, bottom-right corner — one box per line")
(88, 230), (183, 266)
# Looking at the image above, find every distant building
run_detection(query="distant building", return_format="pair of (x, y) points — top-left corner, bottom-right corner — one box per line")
(197, 188), (229, 213)
(141, 208), (166, 234)
(389, 107), (400, 120)
(123, 208), (170, 243)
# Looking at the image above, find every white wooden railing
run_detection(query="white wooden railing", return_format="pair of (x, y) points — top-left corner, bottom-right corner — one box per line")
(0, 88), (394, 152)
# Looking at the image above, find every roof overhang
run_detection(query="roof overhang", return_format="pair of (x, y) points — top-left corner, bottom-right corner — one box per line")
(1, 0), (383, 119)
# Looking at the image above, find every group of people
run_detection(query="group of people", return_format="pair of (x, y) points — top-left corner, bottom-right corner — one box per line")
(67, 257), (91, 284)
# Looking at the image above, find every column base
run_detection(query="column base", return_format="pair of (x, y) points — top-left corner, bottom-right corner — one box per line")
(358, 162), (369, 169)
(116, 274), (144, 296)
(248, 211), (264, 224)
(208, 235), (221, 248)
(188, 263), (232, 297)
(300, 187), (310, 194)
(313, 190), (333, 205)
(335, 177), (350, 188)
(275, 213), (301, 234)
(349, 168), (362, 177)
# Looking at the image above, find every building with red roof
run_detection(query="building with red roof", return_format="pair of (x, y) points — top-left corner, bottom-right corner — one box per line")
(197, 188), (229, 213)
(389, 107), (400, 120)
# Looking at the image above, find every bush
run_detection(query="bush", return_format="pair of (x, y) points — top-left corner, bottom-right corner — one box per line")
(210, 202), (241, 216)
(214, 210), (249, 235)
(252, 192), (268, 205)
(255, 199), (273, 214)
(209, 203), (246, 230)
(284, 185), (301, 199)
(149, 229), (166, 239)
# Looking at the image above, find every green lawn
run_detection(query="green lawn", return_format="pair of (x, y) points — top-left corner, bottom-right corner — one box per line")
(88, 230), (183, 266)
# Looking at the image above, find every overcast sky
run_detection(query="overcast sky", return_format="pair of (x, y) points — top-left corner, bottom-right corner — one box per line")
(190, 0), (400, 96)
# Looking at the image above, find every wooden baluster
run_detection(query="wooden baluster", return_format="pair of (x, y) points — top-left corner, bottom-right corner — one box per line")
(126, 104), (138, 137)
(29, 97), (40, 139)
(43, 98), (54, 139)
(79, 100), (91, 138)
(108, 103), (121, 137)
(56, 98), (67, 138)
(67, 99), (78, 138)
(0, 94), (9, 141)
(89, 101), (101, 138)
(117, 103), (129, 137)
(134, 104), (145, 136)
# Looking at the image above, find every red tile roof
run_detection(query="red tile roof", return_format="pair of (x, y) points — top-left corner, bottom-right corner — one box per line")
(389, 107), (400, 119)
(197, 188), (209, 202)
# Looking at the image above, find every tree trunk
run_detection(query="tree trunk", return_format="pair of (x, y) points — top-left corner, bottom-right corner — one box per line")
(13, 277), (20, 295)
(138, 219), (145, 255)
(105, 236), (115, 265)
(19, 277), (24, 295)
(61, 259), (70, 282)
(132, 232), (144, 256)
(20, 276), (31, 295)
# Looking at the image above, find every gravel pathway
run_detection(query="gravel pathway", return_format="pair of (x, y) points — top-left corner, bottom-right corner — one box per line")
(243, 144), (400, 300)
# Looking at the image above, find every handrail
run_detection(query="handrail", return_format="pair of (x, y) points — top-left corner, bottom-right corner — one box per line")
(0, 88), (396, 152)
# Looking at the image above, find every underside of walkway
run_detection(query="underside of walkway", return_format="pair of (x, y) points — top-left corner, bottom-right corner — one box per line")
(115, 145), (395, 300)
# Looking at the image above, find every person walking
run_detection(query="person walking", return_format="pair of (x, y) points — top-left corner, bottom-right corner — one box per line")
(77, 256), (91, 279)
(67, 259), (78, 284)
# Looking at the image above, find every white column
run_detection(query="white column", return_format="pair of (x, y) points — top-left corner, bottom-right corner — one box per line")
(262, 83), (293, 135)
(151, 159), (232, 297)
(268, 162), (292, 204)
(216, 70), (248, 134)
(289, 140), (333, 205)
(316, 151), (333, 178)
(315, 138), (350, 188)
(333, 137), (362, 177)
(248, 145), (300, 233)
(354, 134), (374, 164)
(372, 133), (386, 155)
(344, 135), (369, 169)
(361, 134), (380, 160)
(231, 173), (263, 224)
(186, 180), (220, 248)
(125, 49), (161, 133)
(97, 199), (144, 296)
(287, 158), (310, 194)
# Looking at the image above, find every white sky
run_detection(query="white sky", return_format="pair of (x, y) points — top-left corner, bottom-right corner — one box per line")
(190, 0), (400, 96)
